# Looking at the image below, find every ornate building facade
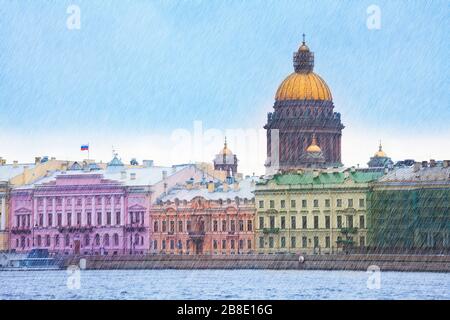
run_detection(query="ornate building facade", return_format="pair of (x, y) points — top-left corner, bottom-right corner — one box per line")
(265, 37), (344, 173)
(150, 178), (256, 255)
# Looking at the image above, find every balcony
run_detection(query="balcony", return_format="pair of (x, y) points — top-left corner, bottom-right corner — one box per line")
(263, 228), (280, 234)
(125, 224), (146, 232)
(11, 227), (32, 235)
(58, 226), (94, 233)
(188, 231), (205, 239)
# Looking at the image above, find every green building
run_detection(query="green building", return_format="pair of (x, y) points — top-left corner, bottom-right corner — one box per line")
(367, 161), (450, 250)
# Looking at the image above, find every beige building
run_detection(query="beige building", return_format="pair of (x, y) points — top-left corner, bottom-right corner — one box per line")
(254, 168), (383, 254)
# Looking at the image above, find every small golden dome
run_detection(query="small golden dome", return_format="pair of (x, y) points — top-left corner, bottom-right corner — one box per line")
(219, 137), (233, 155)
(275, 72), (332, 101)
(306, 134), (322, 153)
(374, 142), (387, 157)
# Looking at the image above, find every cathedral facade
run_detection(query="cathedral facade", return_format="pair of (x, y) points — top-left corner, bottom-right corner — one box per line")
(265, 37), (344, 173)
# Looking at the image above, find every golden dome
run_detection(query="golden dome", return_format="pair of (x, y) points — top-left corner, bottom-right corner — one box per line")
(275, 72), (332, 101)
(374, 142), (387, 158)
(306, 134), (322, 153)
(219, 137), (233, 155)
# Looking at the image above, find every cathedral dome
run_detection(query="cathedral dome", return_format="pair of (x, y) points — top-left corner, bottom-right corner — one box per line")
(275, 35), (332, 102)
(275, 72), (332, 101)
(305, 134), (322, 153)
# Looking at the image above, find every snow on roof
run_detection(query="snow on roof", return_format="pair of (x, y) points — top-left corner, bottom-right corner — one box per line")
(0, 163), (35, 182)
(161, 177), (257, 202)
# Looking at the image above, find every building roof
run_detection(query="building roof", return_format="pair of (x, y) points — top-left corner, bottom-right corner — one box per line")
(0, 163), (35, 182)
(14, 164), (193, 189)
(263, 170), (384, 186)
(377, 165), (450, 183)
(161, 177), (257, 202)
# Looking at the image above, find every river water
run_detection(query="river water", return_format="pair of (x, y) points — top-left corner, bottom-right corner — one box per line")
(0, 269), (448, 300)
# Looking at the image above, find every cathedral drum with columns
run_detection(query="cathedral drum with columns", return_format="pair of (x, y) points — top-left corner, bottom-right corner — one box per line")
(265, 36), (344, 173)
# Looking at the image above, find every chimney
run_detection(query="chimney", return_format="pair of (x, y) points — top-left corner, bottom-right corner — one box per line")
(162, 170), (167, 180)
(413, 162), (421, 172)
(51, 157), (56, 161)
(130, 172), (136, 180)
(121, 171), (127, 179)
(35, 157), (41, 164)
(13, 160), (18, 168)
(430, 159), (436, 167)
(207, 181), (215, 193)
(421, 161), (428, 168)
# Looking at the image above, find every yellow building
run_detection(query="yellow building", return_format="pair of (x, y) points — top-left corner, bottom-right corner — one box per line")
(254, 168), (383, 254)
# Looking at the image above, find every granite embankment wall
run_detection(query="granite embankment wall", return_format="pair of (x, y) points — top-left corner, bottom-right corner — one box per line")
(62, 254), (450, 272)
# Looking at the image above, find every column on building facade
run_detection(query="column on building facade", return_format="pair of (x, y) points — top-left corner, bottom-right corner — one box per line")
(71, 197), (76, 226)
(52, 197), (56, 227)
(0, 197), (5, 230)
(120, 196), (125, 226)
(101, 196), (106, 227)
(33, 198), (38, 228)
(43, 197), (47, 227)
(62, 197), (66, 226)
(81, 196), (86, 226)
(111, 195), (115, 226)
(91, 196), (96, 226)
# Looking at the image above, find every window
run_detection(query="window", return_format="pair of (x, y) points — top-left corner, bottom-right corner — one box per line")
(45, 235), (50, 247)
(116, 212), (120, 225)
(269, 200), (275, 209)
(39, 214), (43, 226)
(47, 214), (52, 227)
(359, 215), (365, 229)
(302, 200), (307, 208)
(170, 221), (175, 233)
(153, 240), (158, 250)
(222, 220), (227, 232)
(84, 234), (90, 246)
(113, 233), (118, 246)
(104, 234), (110, 247)
(259, 217), (264, 229)
(269, 216), (275, 229)
(325, 199), (330, 207)
(97, 212), (102, 225)
(55, 235), (60, 246)
(325, 216), (330, 229)
(213, 240), (218, 250)
(280, 200), (285, 208)
(187, 220), (191, 232)
(162, 240), (166, 250)
(291, 237), (296, 248)
(177, 240), (182, 249)
(359, 236), (365, 247)
(314, 236), (319, 248)
(314, 216), (319, 229)
(247, 239), (252, 249)
(231, 240), (235, 250)
(170, 240), (175, 250)
(348, 199), (353, 208)
(65, 234), (70, 246)
(291, 200), (296, 208)
(337, 199), (342, 207)
(359, 198), (365, 208)
(347, 215), (353, 228)
(178, 221), (183, 232)
(57, 213), (62, 227)
(302, 236), (307, 248)
(87, 212), (92, 226)
(162, 220), (167, 232)
(269, 237), (274, 248)
(337, 216), (342, 228)
(95, 234), (100, 246)
(280, 216), (286, 229)
(291, 216), (296, 229)
(302, 216), (307, 229)
(280, 236), (286, 248)
(239, 239), (244, 250)
(222, 240), (227, 250)
(239, 220), (244, 232)
(154, 221), (159, 232)
(259, 237), (264, 248)
(247, 220), (253, 231)
(313, 199), (319, 208)
(259, 200), (264, 209)
(67, 213), (71, 226)
(325, 236), (330, 248)
(106, 212), (111, 225)
(213, 220), (218, 232)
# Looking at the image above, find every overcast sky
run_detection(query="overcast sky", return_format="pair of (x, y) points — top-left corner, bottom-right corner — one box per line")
(0, 1), (448, 174)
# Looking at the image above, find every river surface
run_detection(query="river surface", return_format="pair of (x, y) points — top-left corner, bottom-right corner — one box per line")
(0, 269), (448, 300)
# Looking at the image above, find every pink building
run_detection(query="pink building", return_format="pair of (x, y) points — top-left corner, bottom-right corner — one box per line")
(150, 177), (256, 255)
(9, 156), (206, 255)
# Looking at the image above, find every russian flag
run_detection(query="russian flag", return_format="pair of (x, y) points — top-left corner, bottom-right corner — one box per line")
(81, 144), (89, 151)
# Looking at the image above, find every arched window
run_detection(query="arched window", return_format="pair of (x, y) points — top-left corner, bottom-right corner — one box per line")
(46, 235), (51, 247)
(134, 233), (139, 245)
(65, 234), (70, 246)
(20, 236), (25, 248)
(16, 239), (19, 248)
(104, 234), (110, 247)
(154, 221), (159, 232)
(113, 233), (119, 246)
(95, 234), (100, 246)
(55, 235), (60, 246)
(37, 235), (42, 246)
(84, 234), (90, 246)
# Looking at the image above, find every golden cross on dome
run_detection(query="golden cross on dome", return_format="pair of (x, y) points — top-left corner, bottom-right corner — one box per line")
(302, 33), (306, 44)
